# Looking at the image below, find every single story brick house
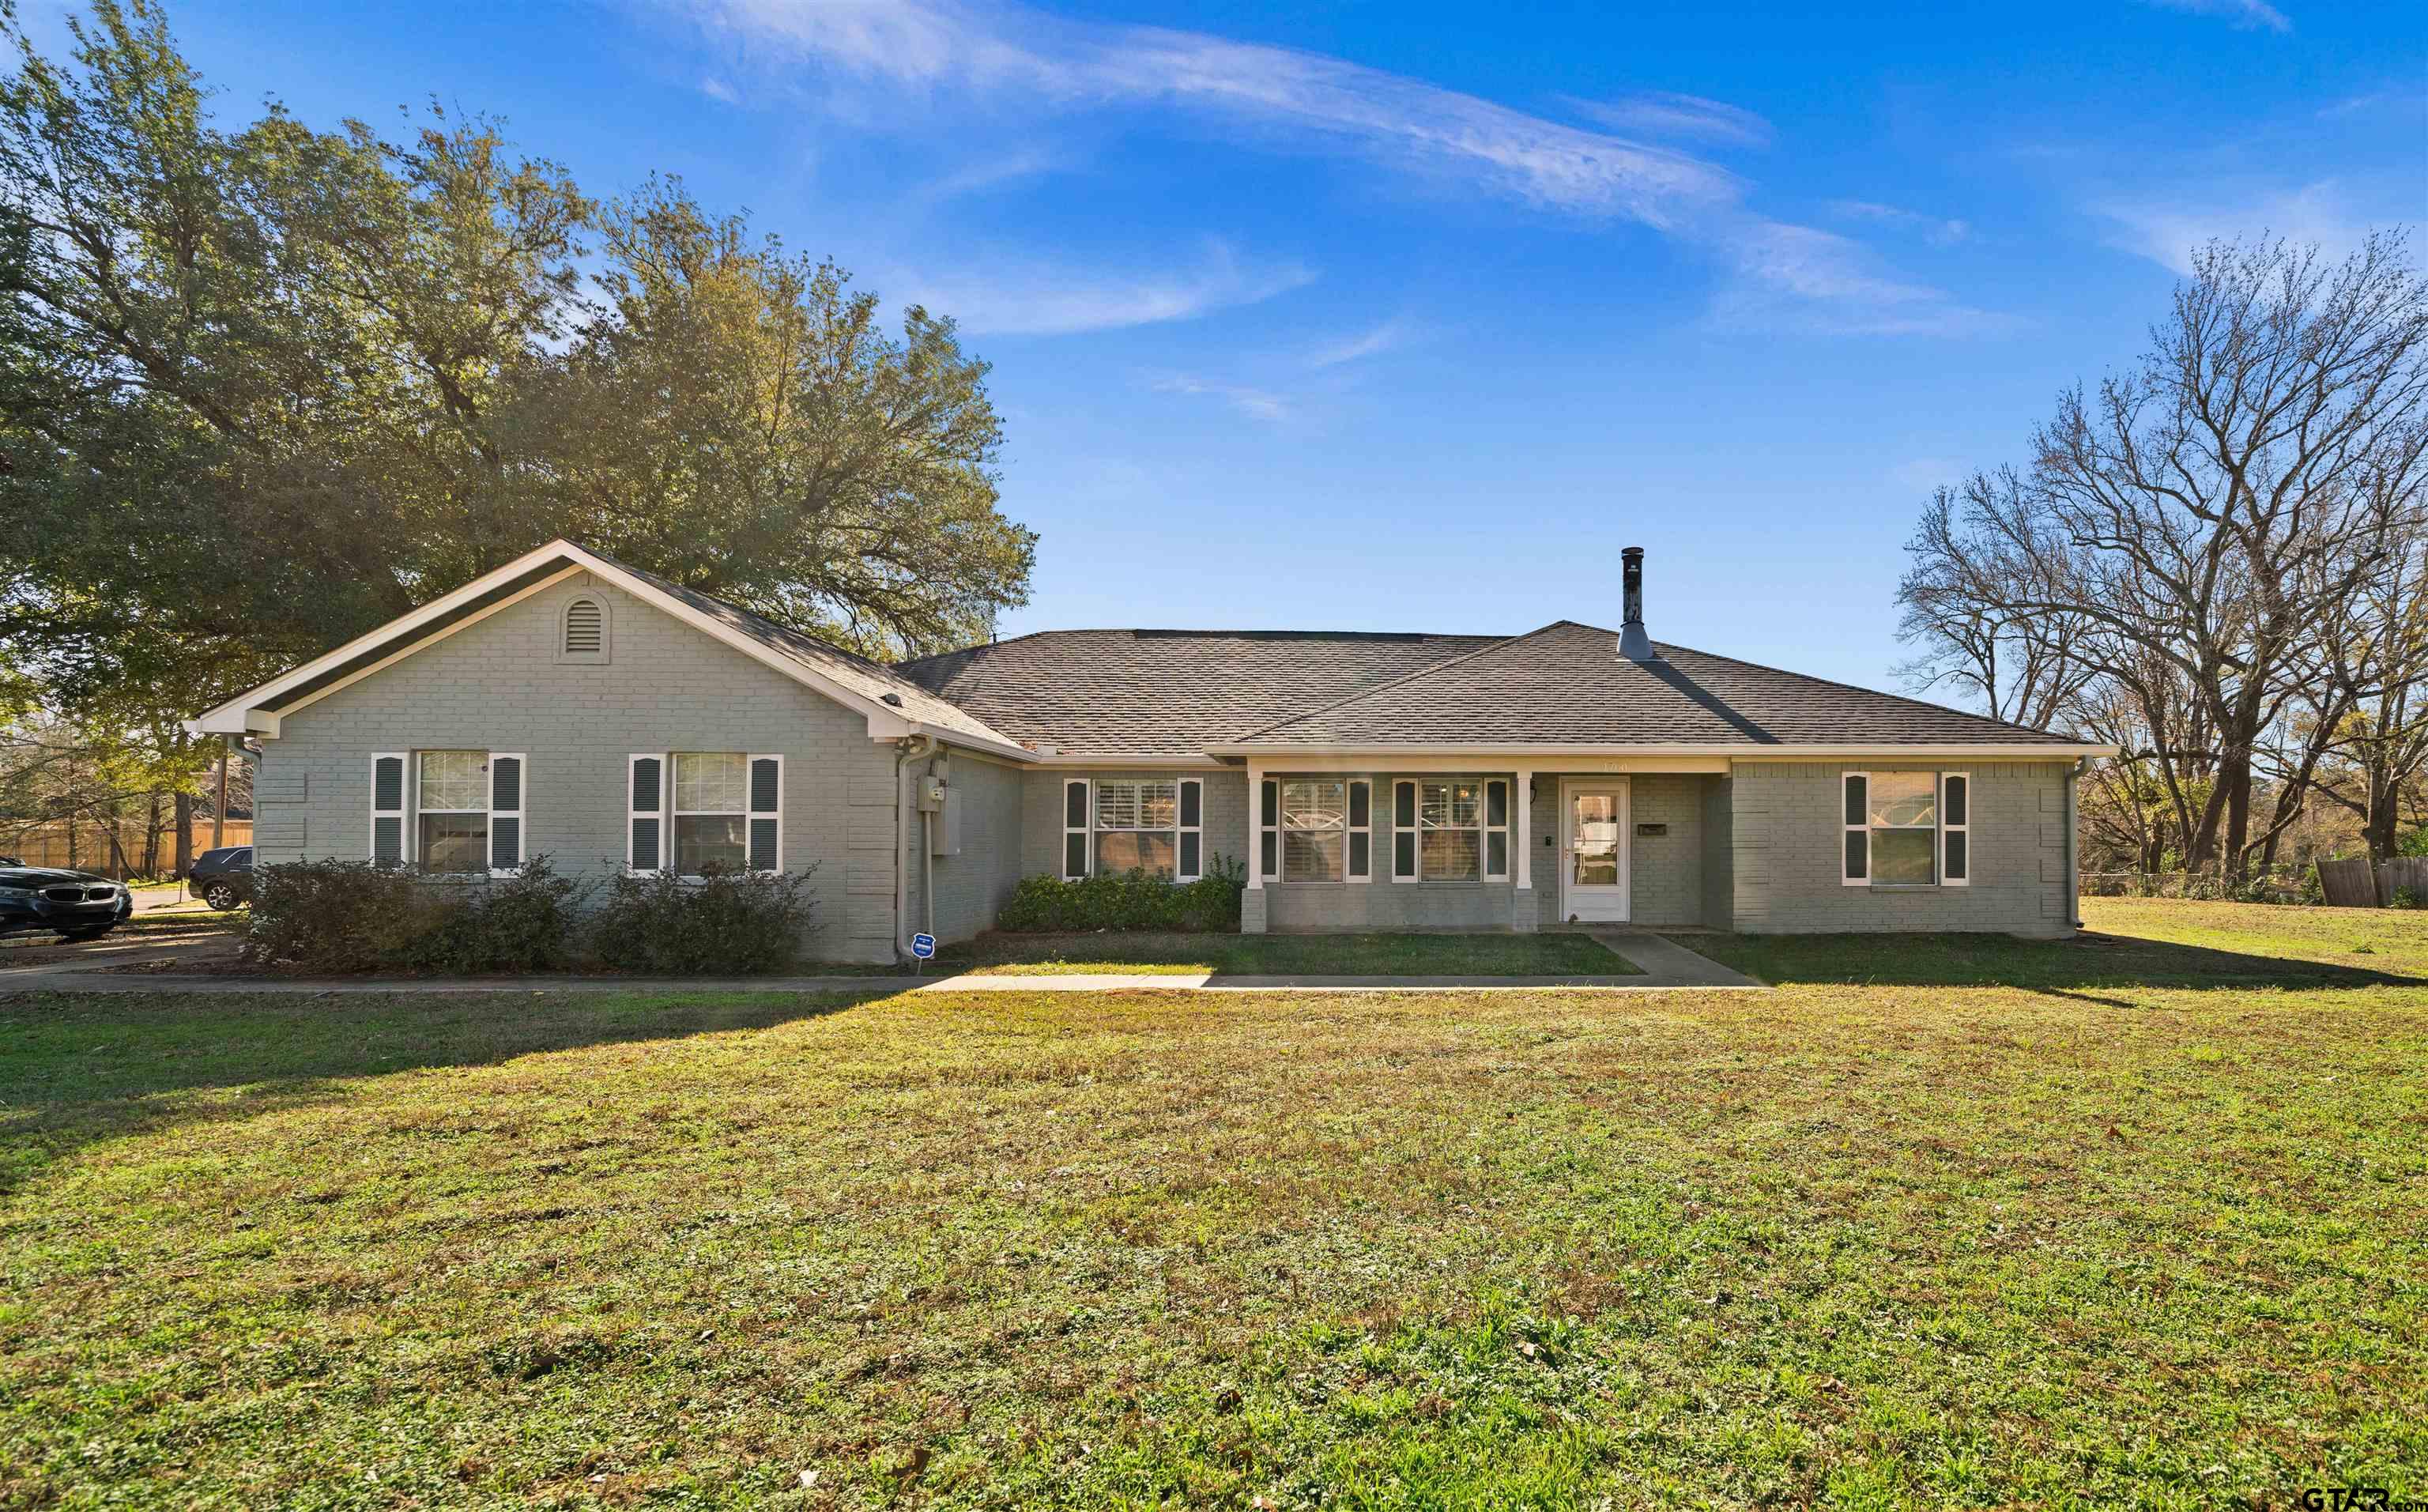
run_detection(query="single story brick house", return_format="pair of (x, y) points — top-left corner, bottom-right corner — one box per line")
(190, 539), (2113, 963)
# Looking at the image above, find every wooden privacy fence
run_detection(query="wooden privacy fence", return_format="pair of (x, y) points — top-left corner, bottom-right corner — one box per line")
(2377, 856), (2428, 906)
(0, 820), (254, 876)
(2317, 858), (2380, 907)
(2313, 856), (2428, 908)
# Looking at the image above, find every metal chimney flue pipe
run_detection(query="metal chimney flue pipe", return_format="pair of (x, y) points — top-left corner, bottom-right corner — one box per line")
(1619, 546), (1654, 661)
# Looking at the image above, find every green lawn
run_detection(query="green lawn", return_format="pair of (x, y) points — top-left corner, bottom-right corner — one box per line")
(2, 899), (2424, 1506)
(939, 929), (1641, 977)
(1691, 896), (2428, 988)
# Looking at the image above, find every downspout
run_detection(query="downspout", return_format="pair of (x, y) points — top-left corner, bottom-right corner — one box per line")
(894, 733), (935, 962)
(2065, 756), (2087, 931)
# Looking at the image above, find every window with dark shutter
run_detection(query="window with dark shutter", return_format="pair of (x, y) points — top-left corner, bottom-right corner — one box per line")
(371, 753), (405, 865)
(1347, 779), (1371, 881)
(748, 756), (782, 872)
(489, 753), (525, 872)
(1061, 779), (1089, 880)
(1177, 779), (1203, 882)
(1392, 780), (1417, 881)
(630, 753), (665, 872)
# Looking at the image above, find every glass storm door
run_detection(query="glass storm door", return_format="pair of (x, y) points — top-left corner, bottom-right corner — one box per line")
(1561, 781), (1631, 922)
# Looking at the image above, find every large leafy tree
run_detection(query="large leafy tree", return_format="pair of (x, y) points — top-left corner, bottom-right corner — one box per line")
(0, 0), (1034, 755)
(508, 179), (1031, 654)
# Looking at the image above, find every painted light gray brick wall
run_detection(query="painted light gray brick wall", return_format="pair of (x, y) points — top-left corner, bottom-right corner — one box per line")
(257, 575), (903, 963)
(1700, 777), (1735, 930)
(1526, 772), (1714, 929)
(1729, 759), (2072, 937)
(915, 751), (1025, 946)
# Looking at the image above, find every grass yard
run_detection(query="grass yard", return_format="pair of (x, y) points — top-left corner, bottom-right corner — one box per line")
(1694, 896), (2428, 989)
(938, 929), (1641, 977)
(1, 899), (2423, 1506)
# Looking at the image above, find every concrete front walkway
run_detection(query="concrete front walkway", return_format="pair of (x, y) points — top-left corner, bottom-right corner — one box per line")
(0, 933), (1761, 995)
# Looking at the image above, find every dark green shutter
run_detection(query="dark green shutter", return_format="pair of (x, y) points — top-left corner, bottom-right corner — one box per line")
(372, 756), (404, 865)
(748, 757), (780, 871)
(489, 756), (522, 870)
(632, 756), (662, 871)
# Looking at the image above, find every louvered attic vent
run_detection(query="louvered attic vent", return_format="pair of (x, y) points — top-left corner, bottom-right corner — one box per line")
(560, 595), (608, 662)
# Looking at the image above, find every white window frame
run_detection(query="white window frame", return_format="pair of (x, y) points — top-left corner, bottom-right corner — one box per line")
(1843, 770), (1955, 888)
(488, 751), (526, 877)
(669, 752), (756, 880)
(1277, 777), (1349, 884)
(1347, 779), (1372, 884)
(371, 752), (407, 865)
(1940, 771), (1970, 888)
(413, 749), (492, 877)
(1089, 777), (1182, 879)
(1413, 775), (1487, 884)
(748, 753), (783, 875)
(1061, 778), (1091, 881)
(1177, 778), (1204, 883)
(628, 751), (669, 873)
(1391, 779), (1418, 883)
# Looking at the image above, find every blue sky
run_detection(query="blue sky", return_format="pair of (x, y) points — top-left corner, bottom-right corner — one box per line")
(36, 0), (2425, 694)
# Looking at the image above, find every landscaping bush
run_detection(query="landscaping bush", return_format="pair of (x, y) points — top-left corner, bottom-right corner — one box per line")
(996, 854), (1244, 933)
(587, 864), (819, 974)
(246, 856), (587, 971)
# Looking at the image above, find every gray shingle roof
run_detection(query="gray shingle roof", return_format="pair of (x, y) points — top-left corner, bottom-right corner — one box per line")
(894, 628), (1502, 756)
(1230, 620), (2082, 748)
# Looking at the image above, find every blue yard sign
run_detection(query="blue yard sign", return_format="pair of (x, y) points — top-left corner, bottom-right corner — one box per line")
(910, 933), (936, 960)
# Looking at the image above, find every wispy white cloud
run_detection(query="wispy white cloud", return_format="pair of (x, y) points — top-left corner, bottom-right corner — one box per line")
(1308, 316), (1418, 368)
(1149, 372), (1293, 422)
(699, 74), (740, 103)
(886, 241), (1314, 336)
(1827, 199), (1971, 247)
(1714, 221), (2011, 337)
(1564, 91), (1772, 149)
(2094, 179), (2375, 273)
(672, 0), (1998, 337)
(2134, 0), (2291, 32)
(686, 0), (1740, 228)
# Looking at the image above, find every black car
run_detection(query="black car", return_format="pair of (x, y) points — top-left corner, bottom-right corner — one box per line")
(187, 846), (255, 911)
(0, 865), (134, 941)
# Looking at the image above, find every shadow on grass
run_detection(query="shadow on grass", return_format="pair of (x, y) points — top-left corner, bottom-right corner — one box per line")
(1683, 929), (2428, 991)
(0, 987), (895, 1193)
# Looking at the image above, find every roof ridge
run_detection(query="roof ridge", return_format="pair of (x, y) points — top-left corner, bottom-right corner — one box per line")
(1653, 640), (2069, 739)
(896, 624), (1502, 671)
(1232, 621), (1587, 741)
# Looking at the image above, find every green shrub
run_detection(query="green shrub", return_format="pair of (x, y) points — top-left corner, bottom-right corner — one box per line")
(246, 856), (587, 971)
(2391, 886), (2425, 911)
(996, 854), (1243, 933)
(588, 864), (819, 974)
(397, 859), (588, 972)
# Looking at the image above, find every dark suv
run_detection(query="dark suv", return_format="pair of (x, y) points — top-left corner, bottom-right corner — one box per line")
(0, 865), (134, 941)
(188, 846), (255, 911)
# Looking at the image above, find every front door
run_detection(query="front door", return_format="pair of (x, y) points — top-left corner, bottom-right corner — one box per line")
(1560, 779), (1631, 923)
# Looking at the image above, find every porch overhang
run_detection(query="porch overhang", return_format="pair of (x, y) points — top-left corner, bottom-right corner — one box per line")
(1205, 742), (2117, 767)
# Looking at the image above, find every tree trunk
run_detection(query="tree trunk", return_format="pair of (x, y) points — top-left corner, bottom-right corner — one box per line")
(174, 790), (194, 879)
